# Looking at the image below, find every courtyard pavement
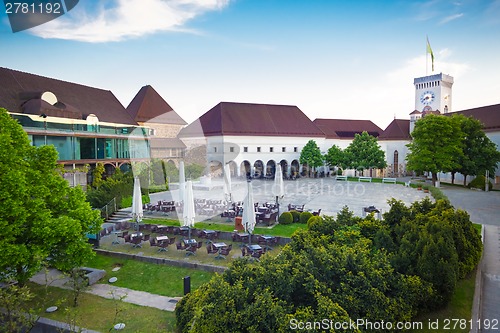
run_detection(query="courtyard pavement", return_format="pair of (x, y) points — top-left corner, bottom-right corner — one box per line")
(151, 177), (431, 220)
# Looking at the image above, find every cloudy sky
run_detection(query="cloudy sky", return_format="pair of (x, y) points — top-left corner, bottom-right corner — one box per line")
(1, 0), (500, 128)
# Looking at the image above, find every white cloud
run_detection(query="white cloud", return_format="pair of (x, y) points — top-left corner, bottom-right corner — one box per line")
(29, 0), (231, 42)
(439, 13), (464, 24)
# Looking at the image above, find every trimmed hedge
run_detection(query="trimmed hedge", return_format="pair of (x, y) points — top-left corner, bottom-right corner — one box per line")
(299, 211), (313, 224)
(289, 210), (300, 223)
(279, 212), (293, 225)
(468, 175), (493, 191)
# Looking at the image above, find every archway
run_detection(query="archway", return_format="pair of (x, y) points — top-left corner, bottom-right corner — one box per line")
(265, 160), (276, 178)
(393, 150), (399, 175)
(209, 160), (223, 178)
(279, 159), (288, 177)
(254, 160), (264, 179)
(240, 161), (251, 179)
(227, 161), (237, 177)
(291, 160), (300, 178)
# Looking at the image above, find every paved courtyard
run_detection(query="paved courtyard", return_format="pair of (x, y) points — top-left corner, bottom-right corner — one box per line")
(150, 177), (431, 221)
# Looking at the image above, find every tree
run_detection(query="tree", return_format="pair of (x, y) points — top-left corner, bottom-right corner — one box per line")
(0, 108), (101, 286)
(324, 144), (344, 171)
(451, 115), (500, 185)
(92, 162), (105, 189)
(299, 140), (323, 177)
(343, 131), (387, 175)
(406, 114), (464, 186)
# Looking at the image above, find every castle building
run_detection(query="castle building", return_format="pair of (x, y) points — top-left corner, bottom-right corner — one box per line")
(2, 66), (499, 186)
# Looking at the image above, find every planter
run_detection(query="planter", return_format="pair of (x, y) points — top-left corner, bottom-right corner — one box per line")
(417, 187), (422, 191)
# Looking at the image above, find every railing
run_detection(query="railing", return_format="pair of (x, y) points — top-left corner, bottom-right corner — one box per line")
(99, 197), (117, 220)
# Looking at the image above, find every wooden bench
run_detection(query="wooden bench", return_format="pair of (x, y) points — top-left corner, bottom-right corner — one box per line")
(336, 175), (347, 181)
(358, 176), (372, 182)
(382, 177), (397, 184)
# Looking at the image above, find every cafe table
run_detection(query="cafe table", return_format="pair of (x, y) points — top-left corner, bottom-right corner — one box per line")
(212, 242), (227, 259)
(111, 230), (122, 245)
(183, 238), (197, 246)
(156, 236), (169, 252)
(246, 244), (262, 253)
(260, 235), (276, 251)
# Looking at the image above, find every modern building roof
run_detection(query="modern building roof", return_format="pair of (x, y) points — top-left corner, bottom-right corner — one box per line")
(126, 85), (187, 125)
(378, 119), (411, 140)
(448, 104), (500, 132)
(179, 102), (325, 138)
(0, 67), (136, 125)
(313, 118), (383, 139)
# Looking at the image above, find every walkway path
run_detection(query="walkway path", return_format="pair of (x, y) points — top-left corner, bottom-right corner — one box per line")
(440, 186), (500, 332)
(30, 269), (181, 312)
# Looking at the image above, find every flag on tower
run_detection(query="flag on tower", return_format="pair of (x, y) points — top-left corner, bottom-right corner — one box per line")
(426, 36), (435, 72)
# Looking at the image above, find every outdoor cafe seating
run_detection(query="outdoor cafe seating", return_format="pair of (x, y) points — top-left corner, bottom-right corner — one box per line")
(130, 233), (144, 248)
(218, 244), (233, 259)
(288, 204), (304, 213)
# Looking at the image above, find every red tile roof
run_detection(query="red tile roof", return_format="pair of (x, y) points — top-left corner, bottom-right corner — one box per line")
(126, 85), (186, 125)
(0, 67), (136, 125)
(448, 104), (500, 132)
(379, 119), (411, 140)
(313, 118), (383, 139)
(179, 102), (325, 137)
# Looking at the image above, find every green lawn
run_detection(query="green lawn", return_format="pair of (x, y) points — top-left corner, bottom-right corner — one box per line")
(142, 218), (307, 238)
(28, 282), (176, 332)
(410, 271), (476, 333)
(86, 253), (215, 297)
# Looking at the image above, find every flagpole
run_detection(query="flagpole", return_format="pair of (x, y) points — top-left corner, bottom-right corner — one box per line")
(426, 36), (428, 75)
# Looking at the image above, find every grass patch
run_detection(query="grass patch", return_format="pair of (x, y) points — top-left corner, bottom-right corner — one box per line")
(27, 282), (176, 332)
(410, 271), (476, 332)
(142, 217), (307, 238)
(86, 253), (215, 297)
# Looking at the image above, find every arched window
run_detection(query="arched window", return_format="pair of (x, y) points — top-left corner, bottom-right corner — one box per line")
(394, 150), (399, 174)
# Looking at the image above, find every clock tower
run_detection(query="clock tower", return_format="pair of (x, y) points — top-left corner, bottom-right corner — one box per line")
(413, 73), (453, 113)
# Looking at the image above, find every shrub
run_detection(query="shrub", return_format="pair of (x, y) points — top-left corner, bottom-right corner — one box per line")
(278, 212), (293, 225)
(121, 194), (150, 208)
(289, 210), (300, 223)
(299, 211), (313, 224)
(468, 175), (493, 191)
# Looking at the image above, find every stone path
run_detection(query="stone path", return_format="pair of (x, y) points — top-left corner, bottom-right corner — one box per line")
(30, 269), (180, 312)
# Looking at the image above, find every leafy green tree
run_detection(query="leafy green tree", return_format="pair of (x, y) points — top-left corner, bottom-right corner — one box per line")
(0, 108), (101, 286)
(343, 131), (387, 175)
(324, 144), (345, 170)
(0, 285), (38, 333)
(406, 114), (464, 185)
(86, 169), (133, 208)
(91, 162), (105, 189)
(185, 163), (205, 180)
(299, 140), (323, 177)
(451, 115), (500, 185)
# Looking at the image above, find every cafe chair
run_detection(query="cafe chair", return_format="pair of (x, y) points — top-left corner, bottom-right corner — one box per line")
(207, 243), (218, 254)
(158, 240), (169, 252)
(176, 242), (187, 250)
(124, 234), (131, 243)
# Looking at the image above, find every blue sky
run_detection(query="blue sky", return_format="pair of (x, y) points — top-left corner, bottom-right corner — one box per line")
(1, 0), (500, 128)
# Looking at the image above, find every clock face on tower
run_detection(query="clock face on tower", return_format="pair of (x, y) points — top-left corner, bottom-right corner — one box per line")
(420, 90), (435, 105)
